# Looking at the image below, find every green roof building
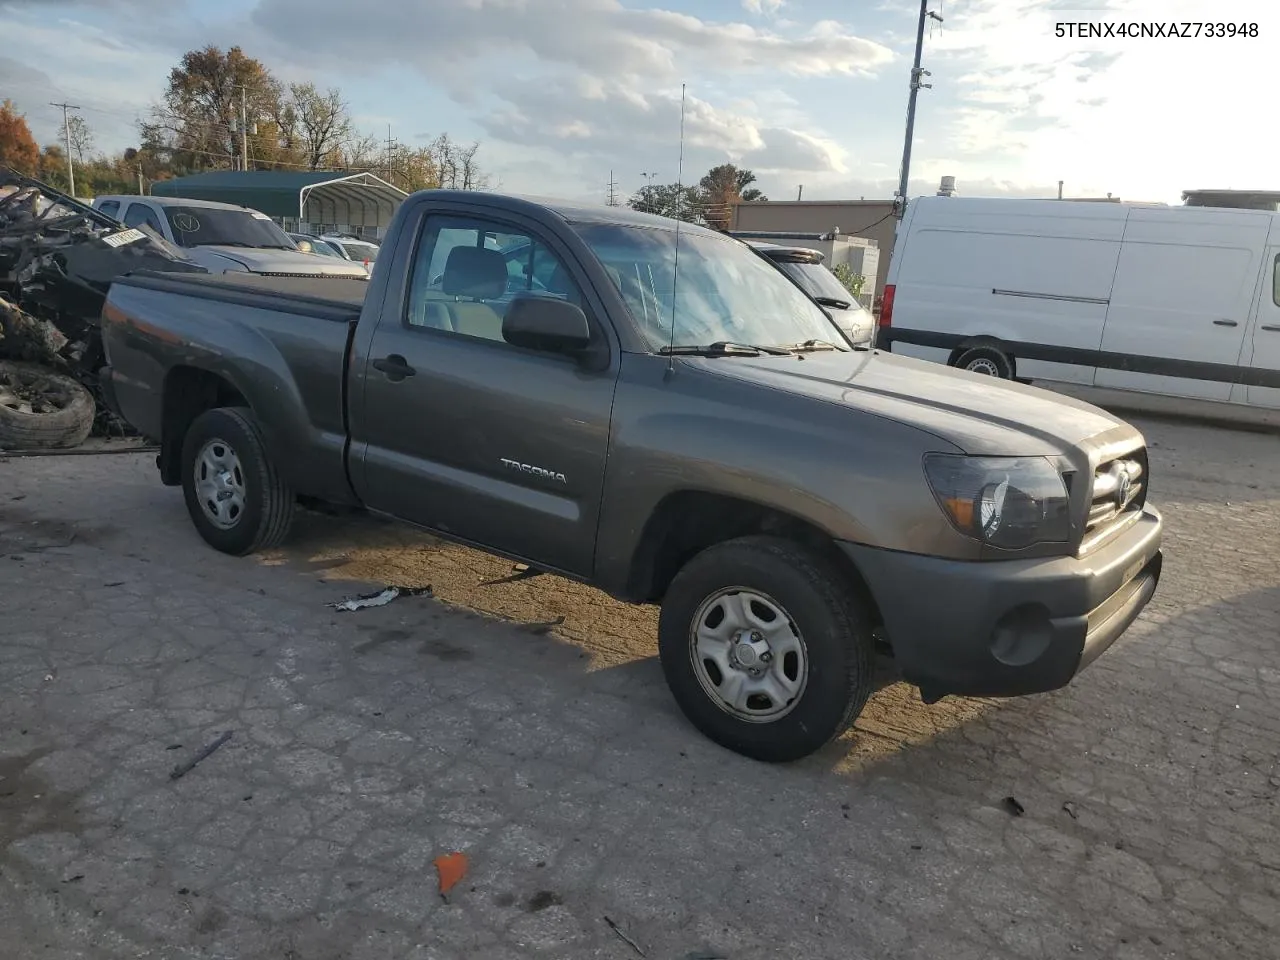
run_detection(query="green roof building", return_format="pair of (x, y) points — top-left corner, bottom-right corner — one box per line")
(150, 170), (407, 239)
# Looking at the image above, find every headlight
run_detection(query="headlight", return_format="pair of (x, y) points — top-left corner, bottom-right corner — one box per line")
(923, 454), (1071, 549)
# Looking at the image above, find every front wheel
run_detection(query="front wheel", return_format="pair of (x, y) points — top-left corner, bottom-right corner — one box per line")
(181, 407), (296, 556)
(658, 536), (874, 763)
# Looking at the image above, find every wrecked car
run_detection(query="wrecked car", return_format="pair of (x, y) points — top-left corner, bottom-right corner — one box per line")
(0, 167), (206, 448)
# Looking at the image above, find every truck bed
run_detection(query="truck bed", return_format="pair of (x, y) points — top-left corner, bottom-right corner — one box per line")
(119, 270), (368, 323)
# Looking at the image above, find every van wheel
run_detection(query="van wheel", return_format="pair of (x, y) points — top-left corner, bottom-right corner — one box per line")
(955, 347), (1013, 379)
(181, 406), (295, 556)
(658, 536), (874, 763)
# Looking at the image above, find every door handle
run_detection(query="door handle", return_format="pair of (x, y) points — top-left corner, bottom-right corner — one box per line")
(1262, 325), (1280, 333)
(1213, 319), (1238, 327)
(372, 354), (415, 380)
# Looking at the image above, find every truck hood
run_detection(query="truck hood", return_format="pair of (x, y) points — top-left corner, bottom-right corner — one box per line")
(694, 348), (1135, 456)
(195, 246), (369, 278)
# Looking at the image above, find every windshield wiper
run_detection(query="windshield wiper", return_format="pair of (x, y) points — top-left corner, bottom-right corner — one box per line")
(814, 296), (852, 310)
(786, 339), (848, 353)
(660, 341), (793, 357)
(191, 240), (252, 248)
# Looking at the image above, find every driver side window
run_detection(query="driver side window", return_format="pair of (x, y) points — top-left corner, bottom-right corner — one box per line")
(122, 203), (163, 235)
(405, 214), (584, 345)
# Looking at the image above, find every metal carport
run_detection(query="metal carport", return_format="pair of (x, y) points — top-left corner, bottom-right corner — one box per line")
(149, 171), (408, 238)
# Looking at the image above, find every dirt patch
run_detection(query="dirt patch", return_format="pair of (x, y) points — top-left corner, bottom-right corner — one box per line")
(261, 507), (998, 764)
(0, 748), (83, 853)
(0, 508), (119, 555)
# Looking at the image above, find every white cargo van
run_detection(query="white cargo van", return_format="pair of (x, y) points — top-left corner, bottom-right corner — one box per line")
(880, 197), (1280, 411)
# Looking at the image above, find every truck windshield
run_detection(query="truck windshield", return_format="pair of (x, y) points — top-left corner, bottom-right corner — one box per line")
(572, 223), (845, 352)
(776, 259), (863, 311)
(163, 207), (295, 250)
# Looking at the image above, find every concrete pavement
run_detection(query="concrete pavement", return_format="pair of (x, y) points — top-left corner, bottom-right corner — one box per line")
(1, 416), (1278, 959)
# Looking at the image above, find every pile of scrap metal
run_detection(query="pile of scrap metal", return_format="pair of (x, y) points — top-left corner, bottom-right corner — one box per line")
(0, 167), (206, 450)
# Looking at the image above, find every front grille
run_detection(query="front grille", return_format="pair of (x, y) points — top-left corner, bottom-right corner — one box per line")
(1082, 447), (1147, 550)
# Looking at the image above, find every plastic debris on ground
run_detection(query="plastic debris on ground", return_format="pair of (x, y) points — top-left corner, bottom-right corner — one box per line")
(327, 585), (433, 612)
(434, 851), (468, 899)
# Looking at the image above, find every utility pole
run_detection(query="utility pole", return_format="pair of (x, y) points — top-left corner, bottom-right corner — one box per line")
(1058, 180), (1064, 200)
(385, 125), (398, 185)
(797, 184), (804, 201)
(137, 165), (145, 195)
(50, 102), (80, 197)
(240, 86), (249, 172)
(607, 170), (619, 206)
(639, 171), (658, 212)
(896, 0), (943, 218)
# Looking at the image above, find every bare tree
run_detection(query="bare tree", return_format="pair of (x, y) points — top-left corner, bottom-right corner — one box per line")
(289, 82), (351, 170)
(457, 141), (489, 190)
(337, 132), (382, 171)
(66, 114), (94, 164)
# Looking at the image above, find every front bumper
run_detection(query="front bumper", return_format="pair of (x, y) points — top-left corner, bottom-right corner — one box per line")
(840, 507), (1163, 700)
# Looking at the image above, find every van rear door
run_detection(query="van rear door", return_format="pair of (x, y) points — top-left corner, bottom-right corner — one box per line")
(1245, 244), (1280, 409)
(1094, 208), (1266, 401)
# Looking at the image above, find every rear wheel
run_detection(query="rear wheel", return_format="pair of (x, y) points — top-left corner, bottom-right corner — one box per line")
(955, 346), (1013, 379)
(658, 536), (874, 763)
(181, 407), (295, 556)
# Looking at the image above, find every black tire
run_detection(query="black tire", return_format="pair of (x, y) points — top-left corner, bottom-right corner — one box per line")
(180, 406), (295, 556)
(658, 535), (874, 763)
(954, 346), (1013, 379)
(0, 361), (95, 450)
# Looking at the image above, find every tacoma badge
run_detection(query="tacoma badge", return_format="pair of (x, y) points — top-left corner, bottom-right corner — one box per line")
(500, 458), (567, 484)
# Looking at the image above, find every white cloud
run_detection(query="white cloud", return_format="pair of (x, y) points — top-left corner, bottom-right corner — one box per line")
(926, 0), (1279, 201)
(741, 0), (785, 15)
(0, 16), (176, 151)
(478, 78), (843, 177)
(249, 0), (892, 82)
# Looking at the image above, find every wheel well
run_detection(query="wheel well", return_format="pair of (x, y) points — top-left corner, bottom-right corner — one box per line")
(625, 491), (881, 621)
(158, 366), (247, 485)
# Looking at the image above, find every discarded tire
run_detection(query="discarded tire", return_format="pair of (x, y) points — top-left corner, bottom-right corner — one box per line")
(0, 361), (96, 450)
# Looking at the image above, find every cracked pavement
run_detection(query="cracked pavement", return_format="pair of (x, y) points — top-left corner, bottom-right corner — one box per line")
(1, 416), (1278, 959)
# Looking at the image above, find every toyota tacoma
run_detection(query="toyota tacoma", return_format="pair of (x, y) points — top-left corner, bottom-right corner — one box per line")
(98, 190), (1163, 762)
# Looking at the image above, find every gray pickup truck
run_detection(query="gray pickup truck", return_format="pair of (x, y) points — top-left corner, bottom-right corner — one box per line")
(99, 190), (1163, 762)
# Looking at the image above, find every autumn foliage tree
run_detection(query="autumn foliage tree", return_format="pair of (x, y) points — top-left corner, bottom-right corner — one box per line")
(698, 164), (766, 231)
(142, 45), (286, 172)
(0, 99), (39, 175)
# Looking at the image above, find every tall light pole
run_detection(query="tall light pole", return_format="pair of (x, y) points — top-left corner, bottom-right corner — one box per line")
(896, 0), (943, 217)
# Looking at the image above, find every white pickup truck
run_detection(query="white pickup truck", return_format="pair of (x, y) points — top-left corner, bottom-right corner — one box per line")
(91, 195), (369, 279)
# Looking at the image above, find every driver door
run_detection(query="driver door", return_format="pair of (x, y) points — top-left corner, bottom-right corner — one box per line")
(354, 211), (620, 576)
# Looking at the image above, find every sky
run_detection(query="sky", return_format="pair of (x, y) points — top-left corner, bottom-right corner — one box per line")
(0, 0), (1275, 205)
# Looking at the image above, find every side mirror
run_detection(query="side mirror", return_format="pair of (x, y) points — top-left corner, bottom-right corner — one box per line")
(503, 295), (592, 354)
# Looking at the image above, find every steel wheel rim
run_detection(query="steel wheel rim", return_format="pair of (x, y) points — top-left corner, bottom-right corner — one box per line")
(966, 358), (1000, 377)
(688, 586), (809, 723)
(195, 437), (247, 530)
